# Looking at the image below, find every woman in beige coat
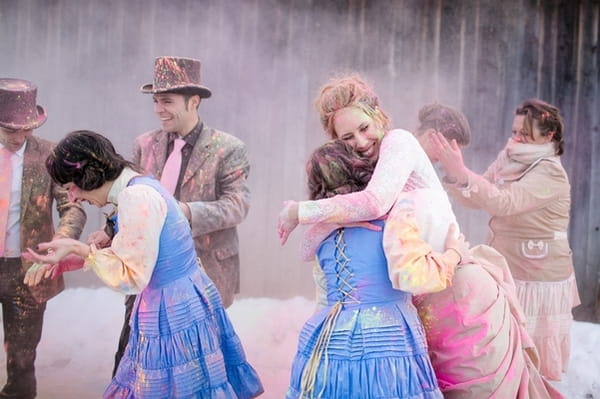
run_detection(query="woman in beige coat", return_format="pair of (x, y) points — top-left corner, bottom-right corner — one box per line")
(431, 98), (579, 381)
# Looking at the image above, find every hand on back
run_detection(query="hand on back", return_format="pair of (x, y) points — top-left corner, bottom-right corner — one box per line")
(444, 223), (472, 265)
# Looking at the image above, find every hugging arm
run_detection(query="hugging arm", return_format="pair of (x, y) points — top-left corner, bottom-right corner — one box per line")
(287, 130), (428, 251)
(384, 198), (469, 295)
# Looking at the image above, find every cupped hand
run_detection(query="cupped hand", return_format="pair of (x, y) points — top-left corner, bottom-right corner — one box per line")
(430, 132), (468, 184)
(24, 237), (86, 265)
(23, 263), (57, 286)
(23, 254), (86, 286)
(277, 200), (299, 245)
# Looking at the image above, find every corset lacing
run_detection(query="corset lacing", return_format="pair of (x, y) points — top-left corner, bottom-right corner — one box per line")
(300, 229), (359, 398)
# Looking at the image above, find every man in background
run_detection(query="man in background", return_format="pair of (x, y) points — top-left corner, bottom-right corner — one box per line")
(112, 56), (251, 374)
(0, 78), (86, 399)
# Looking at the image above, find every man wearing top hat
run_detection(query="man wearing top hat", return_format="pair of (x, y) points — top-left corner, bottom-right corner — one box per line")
(112, 56), (251, 374)
(0, 78), (86, 398)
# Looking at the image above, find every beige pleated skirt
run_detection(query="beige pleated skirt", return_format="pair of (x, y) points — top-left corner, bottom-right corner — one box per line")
(514, 274), (580, 381)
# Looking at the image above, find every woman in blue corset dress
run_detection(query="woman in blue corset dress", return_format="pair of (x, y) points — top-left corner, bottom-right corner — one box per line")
(23, 130), (263, 399)
(285, 140), (457, 399)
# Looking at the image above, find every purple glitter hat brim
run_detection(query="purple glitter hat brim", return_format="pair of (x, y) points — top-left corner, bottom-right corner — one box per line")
(0, 105), (48, 130)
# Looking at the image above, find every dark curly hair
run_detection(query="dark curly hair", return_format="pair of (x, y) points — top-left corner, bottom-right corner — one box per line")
(307, 140), (374, 200)
(46, 130), (138, 190)
(515, 98), (565, 155)
(415, 103), (471, 146)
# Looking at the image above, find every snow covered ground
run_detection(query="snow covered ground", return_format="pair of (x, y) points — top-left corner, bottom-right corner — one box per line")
(0, 287), (598, 398)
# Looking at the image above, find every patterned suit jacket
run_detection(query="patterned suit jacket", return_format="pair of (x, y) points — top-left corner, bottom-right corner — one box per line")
(132, 124), (250, 307)
(20, 136), (86, 302)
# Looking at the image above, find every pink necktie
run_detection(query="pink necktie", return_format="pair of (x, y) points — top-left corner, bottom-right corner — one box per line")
(0, 148), (12, 256)
(160, 138), (185, 195)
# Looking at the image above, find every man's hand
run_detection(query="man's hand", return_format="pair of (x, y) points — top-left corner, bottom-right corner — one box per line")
(87, 230), (112, 249)
(23, 254), (85, 286)
(23, 263), (56, 286)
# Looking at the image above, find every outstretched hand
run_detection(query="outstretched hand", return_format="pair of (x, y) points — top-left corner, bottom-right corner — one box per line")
(23, 254), (85, 286)
(23, 237), (88, 265)
(277, 200), (299, 245)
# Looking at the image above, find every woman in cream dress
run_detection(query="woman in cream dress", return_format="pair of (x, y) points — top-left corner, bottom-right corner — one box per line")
(431, 98), (579, 381)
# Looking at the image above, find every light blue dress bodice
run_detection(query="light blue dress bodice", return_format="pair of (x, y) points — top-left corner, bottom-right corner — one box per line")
(318, 220), (410, 307)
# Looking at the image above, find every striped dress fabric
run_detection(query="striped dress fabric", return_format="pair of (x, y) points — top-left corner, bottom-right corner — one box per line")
(287, 221), (442, 399)
(104, 177), (263, 398)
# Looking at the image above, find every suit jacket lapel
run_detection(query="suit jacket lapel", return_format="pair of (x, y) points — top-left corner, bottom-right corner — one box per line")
(20, 138), (39, 218)
(152, 131), (170, 179)
(181, 125), (211, 187)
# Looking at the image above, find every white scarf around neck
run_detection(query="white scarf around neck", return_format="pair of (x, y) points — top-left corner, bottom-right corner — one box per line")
(488, 138), (558, 182)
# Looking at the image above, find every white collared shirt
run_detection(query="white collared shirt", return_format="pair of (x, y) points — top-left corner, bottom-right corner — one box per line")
(1, 141), (26, 257)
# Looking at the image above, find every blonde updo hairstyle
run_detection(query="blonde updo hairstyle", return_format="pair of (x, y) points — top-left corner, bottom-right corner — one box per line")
(315, 74), (392, 139)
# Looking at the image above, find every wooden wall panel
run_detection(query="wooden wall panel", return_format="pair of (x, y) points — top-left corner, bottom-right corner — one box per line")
(0, 0), (598, 319)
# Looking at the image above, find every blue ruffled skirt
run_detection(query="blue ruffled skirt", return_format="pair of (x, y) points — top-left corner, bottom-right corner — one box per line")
(286, 299), (442, 399)
(104, 268), (263, 398)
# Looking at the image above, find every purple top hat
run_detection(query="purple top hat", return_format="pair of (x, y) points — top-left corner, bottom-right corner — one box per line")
(0, 78), (48, 130)
(141, 56), (212, 98)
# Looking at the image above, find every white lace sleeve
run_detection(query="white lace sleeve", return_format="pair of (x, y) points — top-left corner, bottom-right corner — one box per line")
(298, 129), (429, 224)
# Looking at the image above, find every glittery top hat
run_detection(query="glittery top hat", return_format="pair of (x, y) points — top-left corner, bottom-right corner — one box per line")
(0, 78), (47, 130)
(141, 56), (212, 98)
